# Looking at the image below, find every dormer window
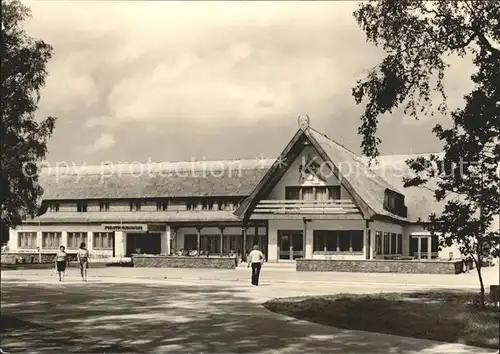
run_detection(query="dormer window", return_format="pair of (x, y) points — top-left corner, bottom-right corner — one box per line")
(383, 190), (407, 217)
(49, 203), (59, 212)
(130, 201), (141, 211)
(77, 203), (88, 212)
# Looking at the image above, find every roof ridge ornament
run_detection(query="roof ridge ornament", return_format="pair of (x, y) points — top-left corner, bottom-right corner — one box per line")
(298, 115), (310, 130)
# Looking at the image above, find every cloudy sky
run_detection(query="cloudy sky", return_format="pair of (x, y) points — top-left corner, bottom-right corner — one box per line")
(25, 1), (475, 165)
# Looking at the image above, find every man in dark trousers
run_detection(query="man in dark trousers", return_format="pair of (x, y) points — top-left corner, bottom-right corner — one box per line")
(247, 244), (265, 286)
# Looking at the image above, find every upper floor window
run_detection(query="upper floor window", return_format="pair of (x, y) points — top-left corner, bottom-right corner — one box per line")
(285, 186), (341, 201)
(156, 200), (168, 211)
(383, 190), (407, 217)
(186, 200), (198, 211)
(201, 199), (214, 211)
(130, 201), (141, 211)
(77, 203), (88, 212)
(48, 203), (59, 212)
(99, 202), (110, 212)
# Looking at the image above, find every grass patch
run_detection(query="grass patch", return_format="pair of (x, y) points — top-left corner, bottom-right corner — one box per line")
(263, 290), (499, 349)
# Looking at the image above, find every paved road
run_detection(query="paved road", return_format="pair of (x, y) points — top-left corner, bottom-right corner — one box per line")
(1, 270), (497, 353)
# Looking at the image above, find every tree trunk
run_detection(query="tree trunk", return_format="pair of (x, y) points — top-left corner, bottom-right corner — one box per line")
(476, 261), (486, 308)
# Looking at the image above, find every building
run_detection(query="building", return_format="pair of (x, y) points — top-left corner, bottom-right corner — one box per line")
(8, 118), (499, 263)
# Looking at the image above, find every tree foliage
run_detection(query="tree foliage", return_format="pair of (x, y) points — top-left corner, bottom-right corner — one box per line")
(353, 0), (499, 307)
(1, 0), (56, 229)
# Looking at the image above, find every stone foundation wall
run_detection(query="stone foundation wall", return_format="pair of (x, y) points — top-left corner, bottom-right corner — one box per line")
(296, 259), (464, 274)
(132, 255), (238, 269)
(1, 253), (56, 264)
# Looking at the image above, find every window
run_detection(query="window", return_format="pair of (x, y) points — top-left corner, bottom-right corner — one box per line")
(42, 232), (62, 248)
(383, 190), (407, 217)
(328, 186), (341, 200)
(130, 201), (141, 211)
(184, 234), (198, 250)
(285, 187), (301, 200)
(397, 233), (403, 254)
(351, 230), (364, 252)
(285, 186), (341, 201)
(67, 232), (88, 248)
(156, 200), (168, 211)
(93, 232), (113, 249)
(390, 233), (397, 254)
(313, 230), (338, 251)
(187, 200), (198, 211)
(431, 234), (439, 253)
(383, 232), (390, 254)
(99, 202), (110, 212)
(48, 203), (59, 212)
(375, 231), (382, 254)
(201, 199), (214, 211)
(18, 232), (37, 249)
(217, 200), (227, 211)
(338, 230), (351, 251)
(313, 230), (363, 253)
(77, 203), (88, 212)
(377, 231), (403, 255)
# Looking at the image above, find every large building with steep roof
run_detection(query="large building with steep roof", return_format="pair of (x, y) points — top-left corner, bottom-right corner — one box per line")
(9, 119), (498, 264)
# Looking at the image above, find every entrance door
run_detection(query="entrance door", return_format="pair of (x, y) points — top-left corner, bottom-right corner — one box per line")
(278, 231), (303, 261)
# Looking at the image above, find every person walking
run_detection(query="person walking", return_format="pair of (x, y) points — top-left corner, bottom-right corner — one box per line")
(247, 244), (265, 286)
(77, 242), (90, 282)
(54, 245), (68, 282)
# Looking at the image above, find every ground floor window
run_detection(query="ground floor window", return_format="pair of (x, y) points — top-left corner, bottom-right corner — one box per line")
(184, 234), (198, 250)
(410, 235), (439, 258)
(67, 232), (88, 249)
(42, 232), (62, 249)
(375, 231), (403, 255)
(375, 231), (382, 254)
(18, 232), (37, 249)
(93, 232), (113, 249)
(313, 230), (364, 252)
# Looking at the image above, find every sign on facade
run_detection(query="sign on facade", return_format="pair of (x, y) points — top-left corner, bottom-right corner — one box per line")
(102, 224), (146, 232)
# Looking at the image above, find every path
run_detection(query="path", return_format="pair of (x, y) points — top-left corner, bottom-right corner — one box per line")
(1, 270), (498, 353)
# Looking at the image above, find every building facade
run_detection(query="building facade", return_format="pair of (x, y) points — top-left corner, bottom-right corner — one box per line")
(9, 120), (499, 263)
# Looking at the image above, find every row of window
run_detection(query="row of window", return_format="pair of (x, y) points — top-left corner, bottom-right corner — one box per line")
(17, 232), (113, 250)
(313, 230), (364, 252)
(375, 231), (403, 255)
(183, 234), (265, 253)
(285, 186), (341, 201)
(48, 199), (242, 213)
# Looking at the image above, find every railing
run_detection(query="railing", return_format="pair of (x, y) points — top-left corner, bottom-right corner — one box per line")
(254, 199), (359, 215)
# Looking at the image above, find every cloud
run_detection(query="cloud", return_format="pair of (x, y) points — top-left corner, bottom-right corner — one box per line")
(25, 1), (379, 128)
(20, 1), (476, 163)
(77, 133), (116, 153)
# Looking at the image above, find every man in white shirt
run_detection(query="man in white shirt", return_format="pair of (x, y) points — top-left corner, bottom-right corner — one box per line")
(247, 244), (265, 286)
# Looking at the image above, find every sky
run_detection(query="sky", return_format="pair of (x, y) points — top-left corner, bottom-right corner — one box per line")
(24, 0), (476, 166)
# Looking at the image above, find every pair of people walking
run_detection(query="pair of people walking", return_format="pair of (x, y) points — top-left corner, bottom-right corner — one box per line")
(247, 244), (265, 286)
(54, 242), (90, 282)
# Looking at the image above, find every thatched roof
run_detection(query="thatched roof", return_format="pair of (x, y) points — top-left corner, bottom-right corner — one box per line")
(308, 128), (409, 222)
(38, 159), (274, 200)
